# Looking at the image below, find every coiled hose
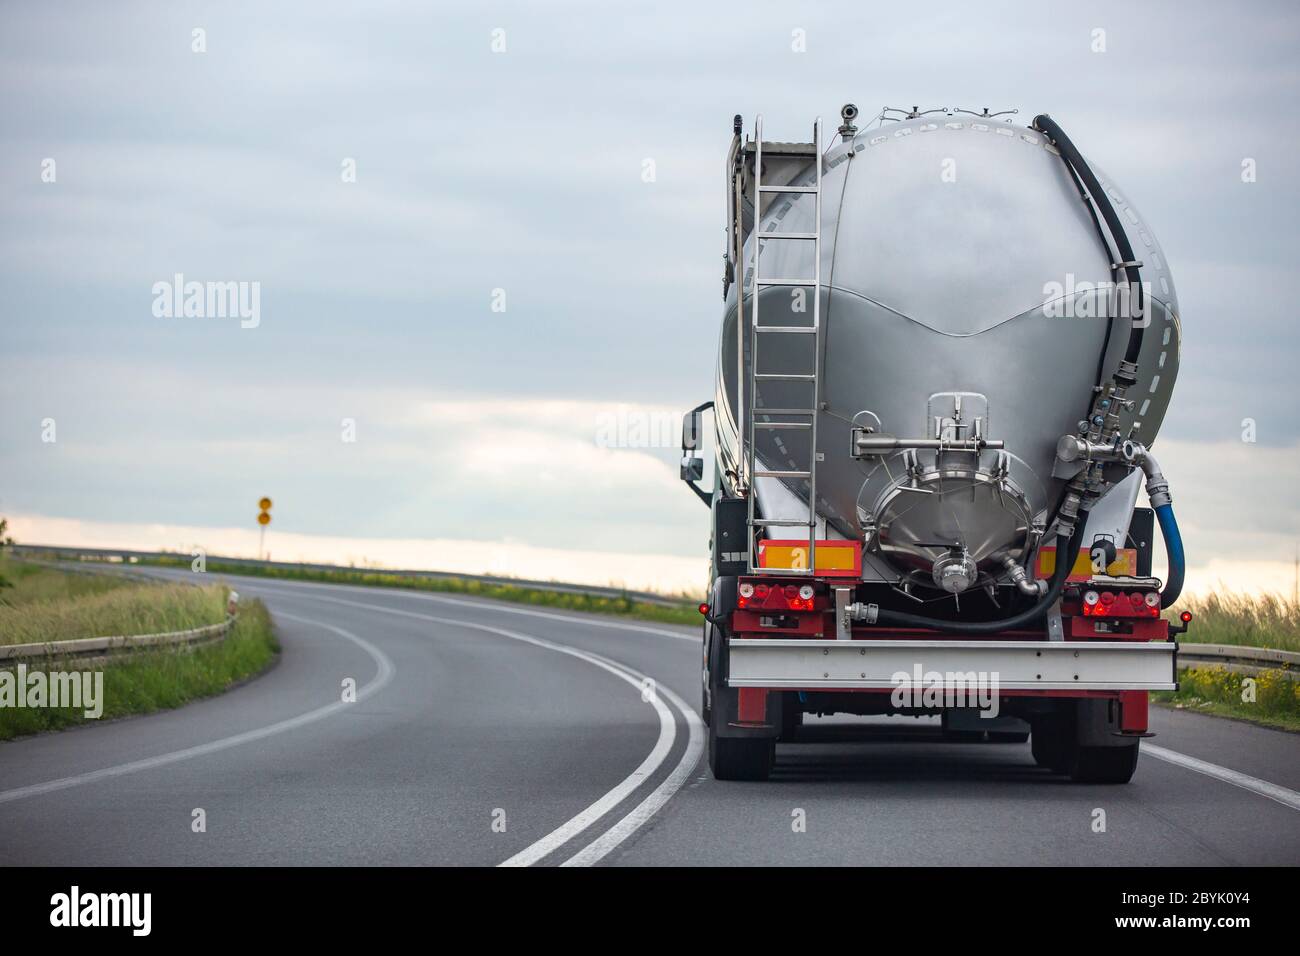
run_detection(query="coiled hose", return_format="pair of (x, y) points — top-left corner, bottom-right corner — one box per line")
(872, 519), (1089, 634)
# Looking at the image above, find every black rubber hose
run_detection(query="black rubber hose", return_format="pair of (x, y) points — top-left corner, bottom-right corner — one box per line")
(1032, 114), (1144, 367)
(872, 519), (1089, 635)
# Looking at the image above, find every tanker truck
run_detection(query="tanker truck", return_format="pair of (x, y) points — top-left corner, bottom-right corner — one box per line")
(679, 105), (1191, 783)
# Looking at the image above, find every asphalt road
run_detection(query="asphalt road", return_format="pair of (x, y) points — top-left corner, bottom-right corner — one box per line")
(2, 569), (1298, 866)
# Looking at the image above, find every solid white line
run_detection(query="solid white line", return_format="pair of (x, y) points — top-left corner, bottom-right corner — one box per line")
(254, 589), (705, 866)
(560, 677), (704, 867)
(1144, 743), (1300, 812)
(0, 613), (394, 806)
(174, 570), (700, 642)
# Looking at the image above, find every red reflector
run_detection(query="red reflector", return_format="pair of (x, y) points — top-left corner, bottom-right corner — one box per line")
(755, 584), (770, 599)
(1100, 591), (1115, 605)
(1180, 610), (1193, 623)
(698, 603), (710, 616)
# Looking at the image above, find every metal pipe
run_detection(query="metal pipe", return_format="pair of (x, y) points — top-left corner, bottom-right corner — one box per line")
(1131, 445), (1184, 606)
(1002, 556), (1048, 597)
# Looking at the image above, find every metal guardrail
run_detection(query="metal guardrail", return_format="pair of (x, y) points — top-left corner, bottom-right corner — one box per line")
(0, 617), (236, 669)
(1177, 642), (1299, 680)
(7, 543), (695, 610)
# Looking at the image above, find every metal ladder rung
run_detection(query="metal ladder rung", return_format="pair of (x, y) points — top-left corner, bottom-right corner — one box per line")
(745, 115), (823, 576)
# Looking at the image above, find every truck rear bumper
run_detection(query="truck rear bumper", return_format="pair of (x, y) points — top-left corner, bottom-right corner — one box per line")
(727, 639), (1177, 692)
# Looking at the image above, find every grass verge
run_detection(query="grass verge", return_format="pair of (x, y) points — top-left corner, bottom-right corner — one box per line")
(0, 598), (279, 741)
(0, 554), (133, 608)
(133, 555), (704, 627)
(1154, 665), (1300, 733)
(1, 573), (229, 646)
(1168, 591), (1299, 653)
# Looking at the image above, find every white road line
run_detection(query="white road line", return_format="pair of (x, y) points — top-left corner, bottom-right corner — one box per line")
(253, 581), (1300, 825)
(257, 589), (706, 866)
(0, 613), (393, 806)
(1144, 743), (1300, 812)
(560, 677), (704, 867)
(171, 570), (699, 642)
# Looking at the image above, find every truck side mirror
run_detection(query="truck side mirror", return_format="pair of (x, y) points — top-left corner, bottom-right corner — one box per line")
(682, 409), (702, 451)
(680, 403), (713, 506)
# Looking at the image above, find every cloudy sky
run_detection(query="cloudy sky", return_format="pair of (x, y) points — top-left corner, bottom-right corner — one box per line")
(2, 1), (1297, 595)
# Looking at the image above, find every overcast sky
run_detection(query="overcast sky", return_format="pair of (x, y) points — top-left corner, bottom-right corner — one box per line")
(2, 1), (1297, 594)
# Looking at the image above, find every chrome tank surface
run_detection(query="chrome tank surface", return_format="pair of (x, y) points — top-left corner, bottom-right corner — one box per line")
(715, 114), (1181, 590)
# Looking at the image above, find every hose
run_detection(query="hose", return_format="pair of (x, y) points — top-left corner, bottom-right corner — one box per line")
(1154, 504), (1185, 607)
(1132, 444), (1185, 607)
(1032, 114), (1145, 369)
(871, 518), (1089, 635)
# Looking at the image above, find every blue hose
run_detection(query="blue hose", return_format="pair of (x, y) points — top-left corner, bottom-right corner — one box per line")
(1154, 503), (1185, 607)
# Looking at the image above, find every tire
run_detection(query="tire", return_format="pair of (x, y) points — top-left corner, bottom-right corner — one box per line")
(1069, 741), (1140, 784)
(1031, 715), (1071, 773)
(708, 720), (774, 781)
(701, 634), (712, 727)
(779, 694), (804, 742)
(941, 711), (984, 742)
(704, 613), (773, 782)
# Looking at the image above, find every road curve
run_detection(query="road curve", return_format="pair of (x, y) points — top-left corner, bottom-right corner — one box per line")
(1, 569), (1297, 866)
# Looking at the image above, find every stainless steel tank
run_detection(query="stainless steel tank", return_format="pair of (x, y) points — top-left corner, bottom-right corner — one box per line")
(715, 110), (1181, 593)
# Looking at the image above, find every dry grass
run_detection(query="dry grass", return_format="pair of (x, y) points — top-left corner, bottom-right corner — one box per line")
(0, 558), (227, 646)
(0, 556), (130, 607)
(1170, 591), (1300, 653)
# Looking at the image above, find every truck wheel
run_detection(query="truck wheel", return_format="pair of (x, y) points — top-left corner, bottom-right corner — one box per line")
(708, 722), (774, 781)
(940, 711), (984, 742)
(1069, 741), (1140, 784)
(1031, 715), (1071, 773)
(779, 694), (803, 742)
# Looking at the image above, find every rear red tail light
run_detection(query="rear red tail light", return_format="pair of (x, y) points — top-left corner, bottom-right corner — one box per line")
(1081, 588), (1161, 618)
(735, 580), (817, 612)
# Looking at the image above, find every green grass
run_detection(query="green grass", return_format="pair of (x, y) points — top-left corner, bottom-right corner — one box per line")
(133, 555), (704, 627)
(1154, 664), (1300, 733)
(0, 599), (279, 740)
(1168, 591), (1300, 653)
(0, 571), (229, 646)
(0, 554), (132, 608)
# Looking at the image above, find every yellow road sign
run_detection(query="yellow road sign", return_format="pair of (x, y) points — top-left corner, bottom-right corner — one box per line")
(257, 512), (271, 526)
(258, 497), (273, 511)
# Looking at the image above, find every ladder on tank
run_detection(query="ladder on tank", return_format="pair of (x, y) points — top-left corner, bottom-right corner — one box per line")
(744, 116), (823, 577)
